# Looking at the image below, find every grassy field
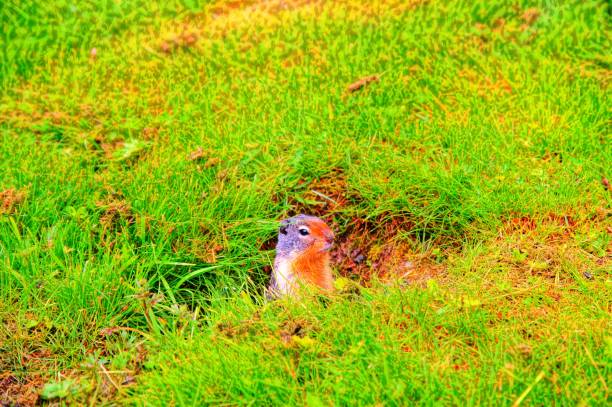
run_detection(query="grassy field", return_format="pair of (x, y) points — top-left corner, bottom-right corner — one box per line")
(1, 0), (610, 405)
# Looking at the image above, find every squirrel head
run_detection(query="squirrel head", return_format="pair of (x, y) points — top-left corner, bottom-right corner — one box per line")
(275, 214), (334, 258)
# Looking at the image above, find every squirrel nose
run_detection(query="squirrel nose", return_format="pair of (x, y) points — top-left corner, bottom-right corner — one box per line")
(322, 233), (334, 251)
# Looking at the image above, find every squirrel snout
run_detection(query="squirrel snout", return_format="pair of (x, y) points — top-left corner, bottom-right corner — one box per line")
(321, 232), (334, 252)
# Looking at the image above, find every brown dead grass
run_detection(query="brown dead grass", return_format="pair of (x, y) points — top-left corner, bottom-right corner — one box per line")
(214, 310), (262, 339)
(189, 238), (224, 264)
(95, 197), (135, 248)
(521, 7), (541, 26)
(0, 315), (149, 406)
(95, 135), (125, 160)
(208, 0), (260, 15)
(0, 373), (42, 407)
(98, 199), (134, 230)
(0, 188), (26, 215)
(279, 318), (312, 343)
(159, 26), (200, 54)
(471, 211), (612, 288)
(209, 0), (327, 17)
(0, 327), (53, 406)
(154, 0), (426, 62)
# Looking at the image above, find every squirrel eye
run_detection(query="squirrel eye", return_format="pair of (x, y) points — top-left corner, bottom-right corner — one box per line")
(298, 228), (310, 236)
(279, 226), (288, 235)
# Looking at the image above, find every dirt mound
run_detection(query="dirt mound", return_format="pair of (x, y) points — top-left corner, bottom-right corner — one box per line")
(274, 170), (445, 284)
(330, 215), (444, 285)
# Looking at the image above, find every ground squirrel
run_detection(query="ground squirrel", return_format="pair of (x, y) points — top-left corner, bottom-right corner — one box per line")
(267, 214), (335, 298)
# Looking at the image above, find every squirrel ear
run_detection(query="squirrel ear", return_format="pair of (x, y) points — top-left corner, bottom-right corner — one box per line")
(279, 225), (288, 235)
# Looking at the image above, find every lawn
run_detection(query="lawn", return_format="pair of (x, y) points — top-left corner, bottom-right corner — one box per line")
(0, 0), (610, 405)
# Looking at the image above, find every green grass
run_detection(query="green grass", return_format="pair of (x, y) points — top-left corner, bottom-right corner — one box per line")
(0, 0), (610, 405)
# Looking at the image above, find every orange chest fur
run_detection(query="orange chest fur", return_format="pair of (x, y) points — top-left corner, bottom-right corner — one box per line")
(290, 246), (333, 291)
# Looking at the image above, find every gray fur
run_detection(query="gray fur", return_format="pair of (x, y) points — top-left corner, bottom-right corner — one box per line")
(275, 214), (320, 257)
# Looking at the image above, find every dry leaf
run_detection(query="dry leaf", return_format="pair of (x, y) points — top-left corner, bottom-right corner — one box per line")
(0, 188), (26, 215)
(347, 75), (380, 93)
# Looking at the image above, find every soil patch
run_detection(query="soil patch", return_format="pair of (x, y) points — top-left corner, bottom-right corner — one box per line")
(273, 170), (446, 284)
(331, 215), (445, 284)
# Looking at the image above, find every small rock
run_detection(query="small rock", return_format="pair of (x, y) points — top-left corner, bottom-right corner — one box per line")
(583, 271), (593, 280)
